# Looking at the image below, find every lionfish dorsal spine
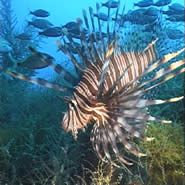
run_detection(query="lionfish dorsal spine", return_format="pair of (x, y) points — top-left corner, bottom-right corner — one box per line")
(96, 3), (106, 58)
(106, 0), (111, 45)
(62, 29), (87, 69)
(97, 42), (115, 99)
(78, 18), (95, 64)
(56, 38), (84, 77)
(112, 0), (120, 49)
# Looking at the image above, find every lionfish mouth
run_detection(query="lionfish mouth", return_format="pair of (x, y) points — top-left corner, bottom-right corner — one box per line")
(4, 1), (185, 166)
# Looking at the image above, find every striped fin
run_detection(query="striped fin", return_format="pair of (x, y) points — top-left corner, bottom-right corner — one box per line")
(47, 62), (78, 86)
(119, 96), (184, 108)
(96, 3), (106, 58)
(76, 17), (94, 64)
(29, 46), (78, 86)
(126, 59), (185, 98)
(112, 0), (121, 49)
(105, 125), (134, 165)
(101, 126), (120, 167)
(97, 43), (114, 99)
(82, 9), (94, 62)
(121, 109), (171, 124)
(61, 29), (88, 68)
(143, 38), (159, 52)
(101, 39), (157, 99)
(5, 70), (73, 92)
(89, 6), (104, 62)
(113, 47), (184, 99)
(112, 119), (146, 156)
(103, 61), (134, 99)
(82, 10), (100, 62)
(119, 63), (184, 103)
(89, 7), (95, 32)
(56, 39), (84, 76)
(82, 9), (90, 31)
(106, 0), (112, 45)
(90, 126), (107, 163)
(93, 123), (134, 167)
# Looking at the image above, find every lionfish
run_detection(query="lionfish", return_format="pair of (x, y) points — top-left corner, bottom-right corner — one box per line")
(4, 1), (184, 166)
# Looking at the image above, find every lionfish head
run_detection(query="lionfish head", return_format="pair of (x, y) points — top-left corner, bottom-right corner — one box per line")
(62, 96), (94, 138)
(62, 86), (112, 139)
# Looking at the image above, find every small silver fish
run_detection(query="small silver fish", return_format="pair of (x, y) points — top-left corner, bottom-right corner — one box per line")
(169, 3), (184, 12)
(166, 14), (185, 22)
(15, 33), (31, 40)
(154, 0), (172, 7)
(17, 52), (54, 69)
(94, 12), (110, 21)
(101, 0), (119, 8)
(134, 0), (154, 7)
(30, 9), (50, 17)
(28, 19), (53, 29)
(143, 7), (160, 16)
(166, 28), (184, 40)
(39, 27), (62, 37)
(125, 9), (158, 25)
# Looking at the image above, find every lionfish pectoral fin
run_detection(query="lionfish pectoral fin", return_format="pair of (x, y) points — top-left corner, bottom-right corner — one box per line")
(31, 45), (78, 86)
(29, 46), (50, 64)
(142, 60), (185, 94)
(91, 126), (108, 163)
(125, 58), (185, 99)
(121, 48), (184, 99)
(112, 122), (146, 158)
(5, 70), (72, 92)
(106, 126), (134, 165)
(120, 96), (184, 108)
(101, 127), (123, 167)
(162, 48), (185, 63)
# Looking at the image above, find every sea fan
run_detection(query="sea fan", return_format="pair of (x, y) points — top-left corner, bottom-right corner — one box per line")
(4, 1), (185, 166)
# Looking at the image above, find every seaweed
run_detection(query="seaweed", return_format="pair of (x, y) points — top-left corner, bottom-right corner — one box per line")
(139, 122), (185, 185)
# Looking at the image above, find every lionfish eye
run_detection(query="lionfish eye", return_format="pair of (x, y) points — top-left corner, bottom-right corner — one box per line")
(70, 101), (75, 108)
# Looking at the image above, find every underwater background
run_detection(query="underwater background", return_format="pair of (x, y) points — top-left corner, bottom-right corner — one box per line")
(0, 0), (184, 184)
